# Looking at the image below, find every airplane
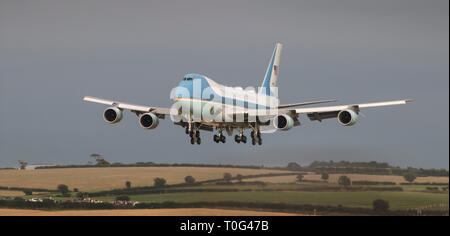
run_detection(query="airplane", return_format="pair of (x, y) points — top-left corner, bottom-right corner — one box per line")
(84, 43), (411, 145)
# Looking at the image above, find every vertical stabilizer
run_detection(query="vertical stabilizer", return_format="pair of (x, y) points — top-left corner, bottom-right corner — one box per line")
(260, 43), (283, 96)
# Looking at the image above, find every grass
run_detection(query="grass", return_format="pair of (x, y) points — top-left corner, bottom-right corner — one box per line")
(254, 174), (449, 184)
(0, 167), (293, 191)
(176, 182), (446, 193)
(0, 208), (303, 216)
(94, 190), (448, 211)
(1, 167), (448, 214)
(1, 167), (446, 191)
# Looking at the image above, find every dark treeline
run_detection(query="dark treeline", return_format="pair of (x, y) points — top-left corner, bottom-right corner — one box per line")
(352, 181), (396, 186)
(0, 200), (446, 216)
(87, 184), (403, 197)
(309, 161), (392, 169)
(305, 161), (448, 177)
(30, 161), (449, 177)
(35, 162), (266, 170)
(400, 182), (449, 186)
(86, 173), (301, 197)
(0, 186), (58, 193)
(200, 173), (302, 184)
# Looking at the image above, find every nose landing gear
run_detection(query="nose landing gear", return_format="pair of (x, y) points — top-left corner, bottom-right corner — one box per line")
(251, 130), (262, 145)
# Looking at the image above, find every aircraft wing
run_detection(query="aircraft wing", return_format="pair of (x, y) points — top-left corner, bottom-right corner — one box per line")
(83, 96), (174, 117)
(277, 99), (337, 109)
(295, 99), (411, 121)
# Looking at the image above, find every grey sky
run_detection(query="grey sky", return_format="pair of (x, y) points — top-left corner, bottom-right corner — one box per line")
(0, 0), (448, 169)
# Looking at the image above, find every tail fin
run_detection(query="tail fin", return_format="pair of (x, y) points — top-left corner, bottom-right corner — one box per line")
(260, 43), (283, 96)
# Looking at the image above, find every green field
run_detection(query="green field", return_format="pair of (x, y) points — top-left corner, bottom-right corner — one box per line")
(94, 190), (448, 211)
(1, 167), (448, 214)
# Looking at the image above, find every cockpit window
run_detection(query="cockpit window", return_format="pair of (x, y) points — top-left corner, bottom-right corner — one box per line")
(183, 78), (193, 81)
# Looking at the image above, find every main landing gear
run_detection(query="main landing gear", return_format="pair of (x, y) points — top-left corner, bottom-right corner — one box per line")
(186, 126), (201, 145)
(212, 127), (262, 145)
(213, 129), (226, 143)
(234, 128), (247, 144)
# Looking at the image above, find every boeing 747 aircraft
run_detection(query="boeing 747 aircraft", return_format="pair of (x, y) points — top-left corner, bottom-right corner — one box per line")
(84, 43), (410, 145)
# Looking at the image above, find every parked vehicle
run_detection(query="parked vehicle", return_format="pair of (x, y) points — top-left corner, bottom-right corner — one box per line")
(29, 198), (43, 202)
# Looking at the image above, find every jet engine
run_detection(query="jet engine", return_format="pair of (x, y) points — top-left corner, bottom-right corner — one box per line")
(273, 114), (294, 131)
(103, 107), (123, 124)
(337, 109), (358, 126)
(139, 113), (159, 129)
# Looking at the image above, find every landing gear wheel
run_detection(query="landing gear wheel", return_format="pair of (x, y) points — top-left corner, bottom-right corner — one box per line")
(213, 135), (220, 143)
(220, 135), (226, 143)
(190, 138), (195, 145)
(258, 138), (262, 145)
(235, 135), (241, 143)
(252, 138), (256, 145)
(196, 138), (201, 145)
(242, 135), (247, 144)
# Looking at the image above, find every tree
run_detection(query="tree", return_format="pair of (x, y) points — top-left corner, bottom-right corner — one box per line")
(296, 174), (304, 182)
(321, 173), (329, 181)
(236, 174), (244, 183)
(403, 173), (416, 183)
(185, 176), (196, 184)
(154, 178), (166, 188)
(338, 176), (351, 187)
(287, 162), (301, 170)
(23, 190), (32, 196)
(125, 181), (132, 189)
(90, 154), (110, 165)
(57, 184), (70, 195)
(75, 192), (86, 199)
(223, 173), (232, 183)
(18, 160), (28, 170)
(73, 188), (79, 192)
(116, 195), (130, 201)
(373, 199), (390, 212)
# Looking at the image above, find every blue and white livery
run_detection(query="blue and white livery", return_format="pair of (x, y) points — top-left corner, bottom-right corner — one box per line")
(84, 43), (411, 145)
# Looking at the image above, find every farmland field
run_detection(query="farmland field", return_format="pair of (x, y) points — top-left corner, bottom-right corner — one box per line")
(0, 167), (292, 191)
(0, 208), (303, 216)
(252, 174), (449, 184)
(0, 191), (24, 197)
(94, 191), (449, 211)
(1, 167), (448, 215)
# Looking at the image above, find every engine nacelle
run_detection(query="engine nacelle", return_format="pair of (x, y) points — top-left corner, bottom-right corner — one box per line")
(273, 114), (294, 131)
(337, 109), (358, 126)
(103, 107), (123, 124)
(139, 113), (159, 130)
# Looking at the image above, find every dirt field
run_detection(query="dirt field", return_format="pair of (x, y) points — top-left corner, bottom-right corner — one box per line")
(0, 191), (24, 197)
(0, 167), (291, 191)
(251, 173), (449, 184)
(0, 208), (303, 216)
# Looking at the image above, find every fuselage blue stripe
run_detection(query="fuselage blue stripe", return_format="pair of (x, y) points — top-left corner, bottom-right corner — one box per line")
(173, 74), (275, 109)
